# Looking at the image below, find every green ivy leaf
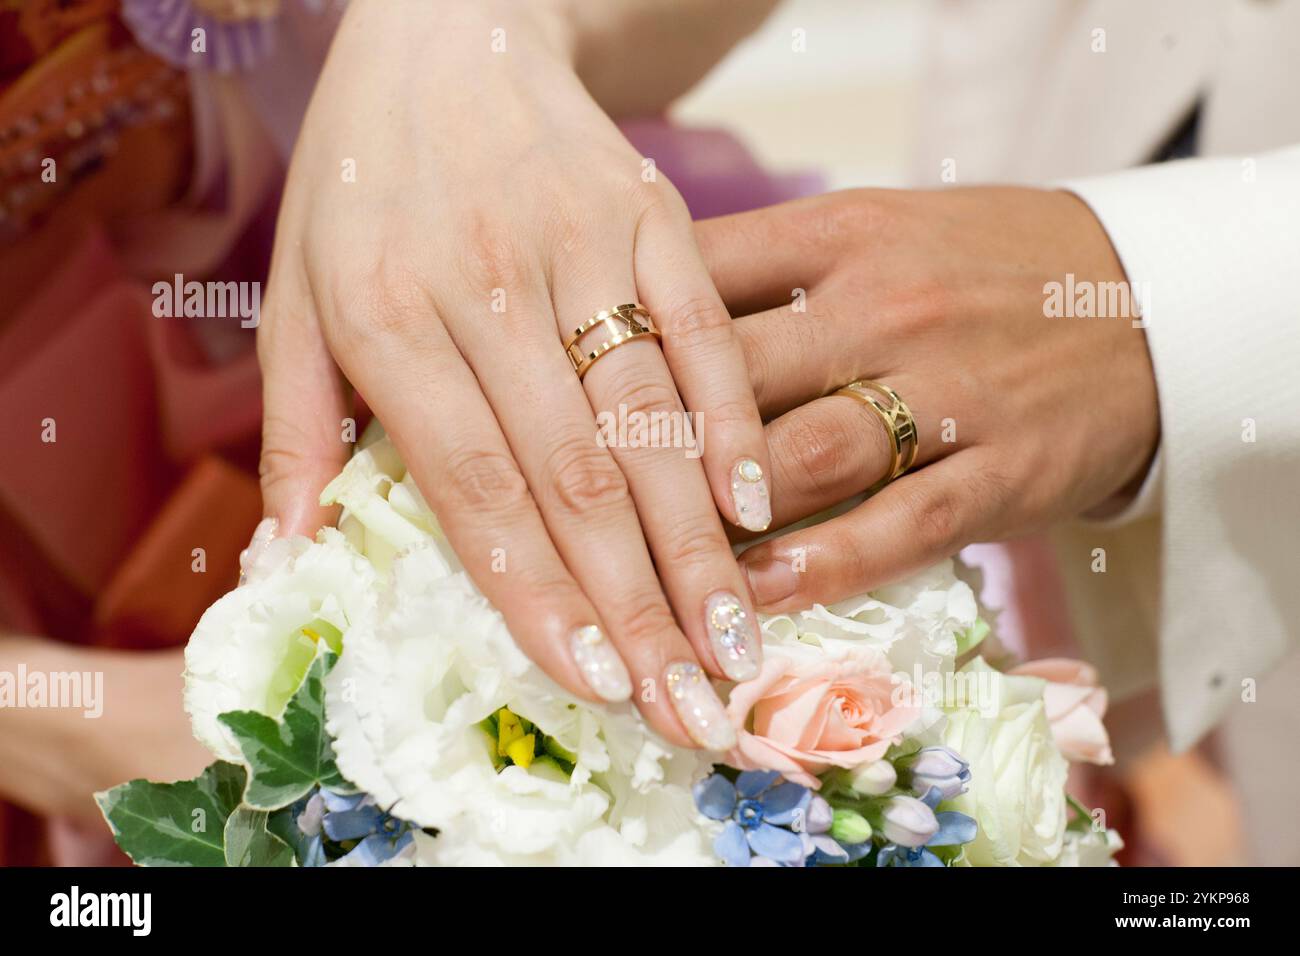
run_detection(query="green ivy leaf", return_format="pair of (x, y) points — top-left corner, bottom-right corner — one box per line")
(223, 807), (296, 867)
(219, 653), (350, 810)
(95, 761), (246, 867)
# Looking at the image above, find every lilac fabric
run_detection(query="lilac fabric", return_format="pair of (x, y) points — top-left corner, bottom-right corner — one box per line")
(620, 117), (825, 219)
(122, 0), (282, 73)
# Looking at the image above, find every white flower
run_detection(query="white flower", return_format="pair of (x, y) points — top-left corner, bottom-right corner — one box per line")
(184, 527), (380, 762)
(318, 437), (717, 865)
(941, 658), (1070, 866)
(759, 559), (977, 674)
(319, 432), (451, 575)
(325, 546), (716, 864)
(1050, 827), (1124, 867)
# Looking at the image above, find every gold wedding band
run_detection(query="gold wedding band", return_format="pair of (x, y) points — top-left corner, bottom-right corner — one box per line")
(834, 379), (919, 493)
(565, 303), (661, 380)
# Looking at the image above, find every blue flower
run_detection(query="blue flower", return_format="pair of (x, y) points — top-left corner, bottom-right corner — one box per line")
(297, 790), (414, 866)
(876, 786), (976, 867)
(695, 771), (814, 866)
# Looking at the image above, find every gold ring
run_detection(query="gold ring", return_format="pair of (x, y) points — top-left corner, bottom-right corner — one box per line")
(564, 303), (661, 380)
(834, 379), (919, 493)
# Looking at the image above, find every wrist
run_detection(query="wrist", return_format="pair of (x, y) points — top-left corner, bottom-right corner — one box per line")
(345, 0), (579, 68)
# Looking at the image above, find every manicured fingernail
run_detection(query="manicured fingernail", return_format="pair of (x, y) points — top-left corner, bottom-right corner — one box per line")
(238, 517), (278, 587)
(705, 592), (762, 682)
(731, 458), (771, 532)
(743, 558), (798, 607)
(570, 625), (632, 702)
(664, 661), (736, 750)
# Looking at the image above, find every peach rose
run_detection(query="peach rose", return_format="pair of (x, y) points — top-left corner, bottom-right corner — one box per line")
(1009, 658), (1114, 765)
(725, 648), (919, 789)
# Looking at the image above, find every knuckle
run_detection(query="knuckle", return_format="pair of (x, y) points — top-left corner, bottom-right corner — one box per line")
(611, 379), (681, 421)
(459, 215), (531, 295)
(513, 563), (580, 601)
(545, 440), (630, 516)
(700, 394), (758, 432)
(328, 262), (431, 346)
(257, 443), (306, 490)
(661, 295), (732, 350)
(827, 527), (875, 589)
(661, 516), (728, 571)
(615, 589), (677, 645)
(894, 479), (964, 555)
(441, 446), (531, 513)
(783, 415), (854, 495)
(810, 189), (891, 247)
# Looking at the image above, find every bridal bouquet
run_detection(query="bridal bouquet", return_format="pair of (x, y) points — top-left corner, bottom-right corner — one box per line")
(98, 428), (1122, 867)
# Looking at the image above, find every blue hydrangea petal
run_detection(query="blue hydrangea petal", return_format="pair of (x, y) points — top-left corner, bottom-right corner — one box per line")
(735, 769), (781, 798)
(715, 820), (751, 867)
(693, 774), (738, 820)
(919, 785), (944, 810)
(747, 822), (806, 865)
(929, 811), (978, 847)
(913, 848), (946, 867)
(760, 782), (810, 825)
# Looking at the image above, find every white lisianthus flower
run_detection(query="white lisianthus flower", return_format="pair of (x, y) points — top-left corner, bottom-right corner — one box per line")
(941, 658), (1070, 866)
(759, 560), (978, 675)
(1050, 827), (1124, 867)
(184, 527), (380, 762)
(320, 437), (717, 865)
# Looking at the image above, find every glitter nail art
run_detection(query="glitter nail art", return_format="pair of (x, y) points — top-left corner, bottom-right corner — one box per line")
(570, 625), (632, 702)
(665, 661), (737, 750)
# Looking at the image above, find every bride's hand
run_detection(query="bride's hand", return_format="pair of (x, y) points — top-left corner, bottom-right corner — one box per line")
(696, 187), (1160, 610)
(257, 0), (770, 748)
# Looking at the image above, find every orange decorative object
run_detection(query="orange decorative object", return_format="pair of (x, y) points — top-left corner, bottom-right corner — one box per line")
(95, 456), (263, 649)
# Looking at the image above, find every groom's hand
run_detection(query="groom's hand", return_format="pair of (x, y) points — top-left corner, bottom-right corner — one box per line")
(695, 187), (1160, 610)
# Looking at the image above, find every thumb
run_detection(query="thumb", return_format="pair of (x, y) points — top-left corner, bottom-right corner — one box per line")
(257, 297), (350, 539)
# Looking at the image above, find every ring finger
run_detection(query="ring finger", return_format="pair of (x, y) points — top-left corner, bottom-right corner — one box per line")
(732, 368), (958, 541)
(553, 249), (765, 686)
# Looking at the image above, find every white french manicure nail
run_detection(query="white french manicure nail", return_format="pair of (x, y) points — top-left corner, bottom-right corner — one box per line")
(238, 517), (278, 587)
(665, 661), (737, 750)
(706, 591), (762, 682)
(570, 625), (632, 702)
(731, 458), (771, 532)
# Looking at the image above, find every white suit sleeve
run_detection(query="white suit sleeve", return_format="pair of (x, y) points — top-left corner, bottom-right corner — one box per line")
(1056, 146), (1300, 751)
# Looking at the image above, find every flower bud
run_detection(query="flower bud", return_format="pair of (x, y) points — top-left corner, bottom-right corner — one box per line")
(805, 795), (834, 834)
(830, 808), (873, 845)
(907, 746), (971, 801)
(881, 795), (939, 848)
(848, 759), (897, 796)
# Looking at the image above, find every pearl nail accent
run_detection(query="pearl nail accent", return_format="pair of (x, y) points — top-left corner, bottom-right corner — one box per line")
(665, 662), (737, 750)
(731, 458), (771, 532)
(570, 626), (632, 702)
(706, 592), (762, 681)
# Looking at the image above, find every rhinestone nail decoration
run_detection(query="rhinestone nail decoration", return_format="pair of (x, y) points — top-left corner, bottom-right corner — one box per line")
(731, 458), (772, 532)
(706, 592), (762, 681)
